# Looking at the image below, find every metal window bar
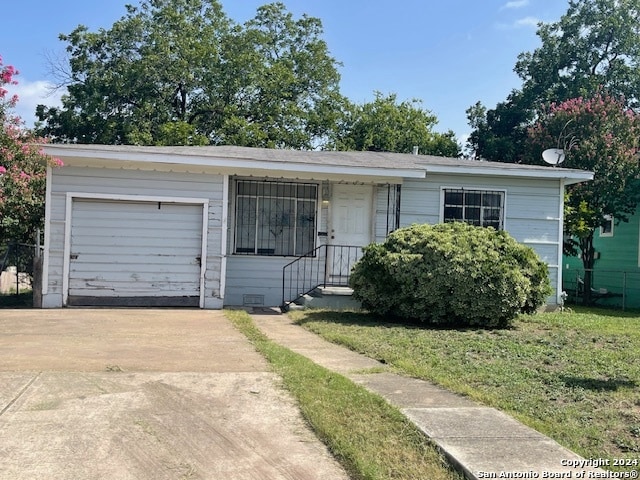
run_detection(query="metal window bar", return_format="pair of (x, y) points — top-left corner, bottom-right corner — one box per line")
(235, 180), (317, 256)
(443, 188), (504, 229)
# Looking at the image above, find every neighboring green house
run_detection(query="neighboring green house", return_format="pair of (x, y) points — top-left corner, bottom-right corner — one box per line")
(563, 211), (640, 309)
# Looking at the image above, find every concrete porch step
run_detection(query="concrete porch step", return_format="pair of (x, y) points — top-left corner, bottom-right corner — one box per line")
(292, 286), (361, 310)
(311, 286), (354, 296)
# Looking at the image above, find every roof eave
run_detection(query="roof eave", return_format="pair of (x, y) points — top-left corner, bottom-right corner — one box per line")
(42, 145), (427, 179)
(423, 164), (593, 185)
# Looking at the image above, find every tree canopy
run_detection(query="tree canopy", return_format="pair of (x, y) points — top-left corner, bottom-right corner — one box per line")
(37, 0), (346, 149)
(36, 0), (458, 155)
(527, 93), (640, 302)
(467, 0), (640, 162)
(1, 55), (61, 245)
(330, 92), (460, 157)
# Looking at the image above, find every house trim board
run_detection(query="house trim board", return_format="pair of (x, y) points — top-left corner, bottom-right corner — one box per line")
(557, 179), (565, 304)
(219, 174), (229, 300)
(42, 166), (53, 296)
(43, 144), (594, 185)
(42, 146), (425, 180)
(424, 164), (592, 185)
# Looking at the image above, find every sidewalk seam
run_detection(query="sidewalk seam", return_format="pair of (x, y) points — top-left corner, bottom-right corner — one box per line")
(0, 371), (41, 417)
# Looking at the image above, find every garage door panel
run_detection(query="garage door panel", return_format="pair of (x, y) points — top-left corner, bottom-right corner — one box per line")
(68, 199), (204, 306)
(70, 263), (199, 276)
(71, 213), (203, 230)
(68, 243), (201, 256)
(69, 278), (200, 296)
(69, 254), (201, 268)
(71, 218), (201, 238)
(70, 234), (202, 250)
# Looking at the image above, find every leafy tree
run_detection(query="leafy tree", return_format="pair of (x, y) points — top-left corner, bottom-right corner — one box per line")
(527, 94), (640, 304)
(0, 55), (62, 245)
(468, 0), (640, 162)
(329, 92), (460, 156)
(212, 2), (346, 148)
(36, 0), (345, 149)
(466, 94), (532, 162)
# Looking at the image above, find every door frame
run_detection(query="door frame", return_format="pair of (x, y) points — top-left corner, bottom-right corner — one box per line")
(62, 192), (210, 308)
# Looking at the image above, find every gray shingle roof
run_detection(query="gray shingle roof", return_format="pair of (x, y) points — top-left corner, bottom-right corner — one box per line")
(45, 144), (590, 181)
(43, 144), (590, 177)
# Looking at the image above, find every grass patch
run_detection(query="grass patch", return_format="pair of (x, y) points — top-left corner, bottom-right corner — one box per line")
(225, 309), (462, 480)
(289, 307), (640, 465)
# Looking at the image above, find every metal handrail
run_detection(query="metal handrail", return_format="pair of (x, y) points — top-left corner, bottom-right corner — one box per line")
(281, 244), (363, 310)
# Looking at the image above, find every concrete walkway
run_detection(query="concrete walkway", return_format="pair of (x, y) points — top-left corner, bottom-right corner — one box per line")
(252, 310), (608, 480)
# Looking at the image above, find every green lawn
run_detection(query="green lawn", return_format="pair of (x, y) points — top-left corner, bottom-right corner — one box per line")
(226, 309), (462, 480)
(289, 307), (640, 462)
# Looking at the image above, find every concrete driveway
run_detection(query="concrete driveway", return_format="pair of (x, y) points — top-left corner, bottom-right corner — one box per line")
(0, 309), (349, 480)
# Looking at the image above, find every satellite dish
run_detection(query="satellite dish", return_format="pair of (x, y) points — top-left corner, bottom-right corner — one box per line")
(542, 148), (565, 166)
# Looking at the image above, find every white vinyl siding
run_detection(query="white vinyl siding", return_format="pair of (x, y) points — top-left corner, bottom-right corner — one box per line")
(395, 174), (563, 298)
(42, 166), (225, 309)
(225, 255), (294, 307)
(43, 163), (568, 309)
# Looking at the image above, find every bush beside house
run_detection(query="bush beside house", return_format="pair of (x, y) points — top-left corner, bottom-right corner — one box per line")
(350, 223), (552, 328)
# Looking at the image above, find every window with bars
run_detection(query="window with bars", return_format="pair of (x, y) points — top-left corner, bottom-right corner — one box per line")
(234, 180), (317, 256)
(442, 188), (505, 229)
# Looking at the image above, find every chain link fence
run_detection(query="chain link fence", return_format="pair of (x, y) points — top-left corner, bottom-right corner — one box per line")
(1, 239), (42, 306)
(563, 268), (640, 310)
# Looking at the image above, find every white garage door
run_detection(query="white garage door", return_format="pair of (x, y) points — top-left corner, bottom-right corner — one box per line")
(67, 199), (204, 307)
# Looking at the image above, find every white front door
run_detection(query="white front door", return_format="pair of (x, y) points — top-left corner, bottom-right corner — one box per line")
(328, 184), (372, 281)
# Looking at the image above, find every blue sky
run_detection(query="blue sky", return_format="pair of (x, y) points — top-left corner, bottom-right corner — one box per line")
(2, 0), (569, 144)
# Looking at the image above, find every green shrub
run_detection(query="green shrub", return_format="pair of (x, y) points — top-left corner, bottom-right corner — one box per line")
(350, 223), (552, 328)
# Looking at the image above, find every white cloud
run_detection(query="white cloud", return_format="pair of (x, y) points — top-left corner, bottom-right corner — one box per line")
(4, 79), (64, 128)
(496, 15), (541, 29)
(502, 0), (530, 8)
(514, 16), (540, 28)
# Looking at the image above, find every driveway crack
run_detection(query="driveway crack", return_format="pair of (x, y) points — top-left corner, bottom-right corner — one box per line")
(0, 372), (42, 416)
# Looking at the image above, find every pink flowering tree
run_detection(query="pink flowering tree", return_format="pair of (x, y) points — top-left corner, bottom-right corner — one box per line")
(527, 94), (640, 304)
(0, 55), (62, 246)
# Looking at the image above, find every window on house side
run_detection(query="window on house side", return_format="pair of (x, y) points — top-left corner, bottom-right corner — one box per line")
(599, 215), (614, 237)
(443, 189), (505, 230)
(234, 180), (317, 256)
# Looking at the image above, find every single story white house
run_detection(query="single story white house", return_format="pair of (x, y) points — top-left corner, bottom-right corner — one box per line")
(38, 144), (593, 310)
